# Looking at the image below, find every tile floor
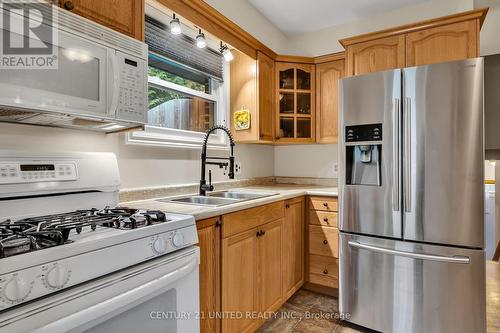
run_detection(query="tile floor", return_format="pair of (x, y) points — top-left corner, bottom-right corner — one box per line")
(257, 261), (500, 333)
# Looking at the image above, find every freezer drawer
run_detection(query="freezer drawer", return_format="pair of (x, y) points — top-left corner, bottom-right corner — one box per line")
(339, 233), (486, 333)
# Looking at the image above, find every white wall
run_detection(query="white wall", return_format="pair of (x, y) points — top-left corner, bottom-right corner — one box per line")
(286, 0), (474, 56)
(0, 123), (274, 190)
(475, 0), (500, 56)
(204, 0), (288, 54)
(274, 144), (338, 178)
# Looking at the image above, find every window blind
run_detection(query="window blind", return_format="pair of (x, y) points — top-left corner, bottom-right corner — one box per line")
(145, 16), (224, 81)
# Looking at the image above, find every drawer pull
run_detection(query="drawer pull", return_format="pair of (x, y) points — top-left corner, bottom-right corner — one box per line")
(323, 240), (328, 245)
(323, 202), (328, 207)
(323, 218), (329, 223)
(63, 1), (74, 10)
(323, 269), (328, 274)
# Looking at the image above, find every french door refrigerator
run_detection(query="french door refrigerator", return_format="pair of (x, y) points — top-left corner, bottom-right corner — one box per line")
(339, 58), (485, 333)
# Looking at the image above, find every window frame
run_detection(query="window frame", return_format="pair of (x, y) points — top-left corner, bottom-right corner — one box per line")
(127, 2), (229, 151)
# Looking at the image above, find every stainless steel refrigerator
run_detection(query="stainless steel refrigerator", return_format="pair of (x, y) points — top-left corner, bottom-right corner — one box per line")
(339, 58), (486, 333)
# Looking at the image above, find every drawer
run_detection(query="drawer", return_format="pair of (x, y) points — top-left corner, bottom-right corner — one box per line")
(309, 210), (338, 228)
(309, 196), (338, 212)
(309, 272), (338, 288)
(309, 225), (339, 257)
(309, 254), (338, 279)
(222, 201), (284, 238)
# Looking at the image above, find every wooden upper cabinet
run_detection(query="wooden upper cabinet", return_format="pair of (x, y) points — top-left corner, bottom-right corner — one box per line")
(59, 0), (145, 40)
(406, 20), (478, 67)
(275, 62), (316, 143)
(257, 51), (275, 141)
(230, 50), (275, 143)
(316, 58), (345, 143)
(345, 35), (405, 76)
(341, 8), (487, 76)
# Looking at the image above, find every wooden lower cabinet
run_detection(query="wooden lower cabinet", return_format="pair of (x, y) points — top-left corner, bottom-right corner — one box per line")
(282, 197), (305, 300)
(197, 217), (222, 333)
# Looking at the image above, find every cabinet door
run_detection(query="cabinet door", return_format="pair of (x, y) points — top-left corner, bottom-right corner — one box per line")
(197, 218), (221, 333)
(315, 60), (345, 143)
(59, 0), (144, 40)
(258, 219), (283, 315)
(346, 35), (405, 76)
(222, 228), (259, 333)
(257, 51), (275, 142)
(283, 198), (305, 299)
(406, 20), (479, 67)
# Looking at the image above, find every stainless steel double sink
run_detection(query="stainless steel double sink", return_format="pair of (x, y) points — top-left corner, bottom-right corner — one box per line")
(157, 191), (278, 207)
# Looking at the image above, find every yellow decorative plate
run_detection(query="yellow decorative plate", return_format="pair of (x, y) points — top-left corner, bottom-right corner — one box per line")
(234, 109), (251, 130)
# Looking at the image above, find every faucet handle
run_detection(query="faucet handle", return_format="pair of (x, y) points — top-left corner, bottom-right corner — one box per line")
(208, 170), (214, 191)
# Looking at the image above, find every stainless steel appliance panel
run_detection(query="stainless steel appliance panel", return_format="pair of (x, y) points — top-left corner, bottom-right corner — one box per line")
(403, 58), (484, 248)
(339, 69), (402, 239)
(339, 233), (486, 333)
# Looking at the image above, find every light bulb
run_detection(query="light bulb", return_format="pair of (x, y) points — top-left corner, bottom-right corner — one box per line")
(222, 47), (234, 62)
(196, 29), (206, 48)
(170, 15), (181, 35)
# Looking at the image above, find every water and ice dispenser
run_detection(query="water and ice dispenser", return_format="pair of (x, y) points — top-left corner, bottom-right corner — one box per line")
(345, 124), (382, 186)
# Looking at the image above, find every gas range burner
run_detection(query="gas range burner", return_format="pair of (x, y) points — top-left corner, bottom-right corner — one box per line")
(0, 207), (169, 258)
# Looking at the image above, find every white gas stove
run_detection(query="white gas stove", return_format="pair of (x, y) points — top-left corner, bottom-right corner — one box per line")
(0, 152), (199, 333)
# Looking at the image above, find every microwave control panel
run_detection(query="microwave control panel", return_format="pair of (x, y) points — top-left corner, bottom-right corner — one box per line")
(0, 162), (78, 184)
(116, 52), (147, 123)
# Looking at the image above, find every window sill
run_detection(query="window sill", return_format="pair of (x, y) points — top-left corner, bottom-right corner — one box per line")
(127, 126), (230, 151)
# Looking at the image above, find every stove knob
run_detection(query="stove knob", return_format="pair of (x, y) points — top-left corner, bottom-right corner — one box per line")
(152, 236), (167, 254)
(3, 276), (31, 302)
(45, 265), (69, 289)
(172, 232), (184, 248)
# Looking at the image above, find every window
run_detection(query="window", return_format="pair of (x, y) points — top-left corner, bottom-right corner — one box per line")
(128, 5), (228, 150)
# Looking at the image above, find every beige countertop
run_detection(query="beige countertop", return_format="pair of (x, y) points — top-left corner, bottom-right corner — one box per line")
(122, 184), (338, 221)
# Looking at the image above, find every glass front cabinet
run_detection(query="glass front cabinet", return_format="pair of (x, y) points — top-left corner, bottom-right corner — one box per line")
(275, 63), (315, 143)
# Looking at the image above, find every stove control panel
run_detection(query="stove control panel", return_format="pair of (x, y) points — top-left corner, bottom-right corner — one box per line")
(0, 275), (34, 305)
(0, 161), (78, 184)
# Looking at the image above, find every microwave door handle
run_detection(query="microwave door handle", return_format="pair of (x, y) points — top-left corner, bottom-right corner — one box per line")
(108, 53), (120, 116)
(34, 256), (198, 333)
(393, 98), (400, 212)
(348, 241), (470, 264)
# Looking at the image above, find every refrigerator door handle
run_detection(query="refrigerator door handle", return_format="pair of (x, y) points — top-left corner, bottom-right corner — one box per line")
(393, 98), (401, 212)
(348, 240), (470, 264)
(403, 97), (412, 213)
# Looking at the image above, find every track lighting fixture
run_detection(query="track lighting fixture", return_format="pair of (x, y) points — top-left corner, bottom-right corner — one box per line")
(196, 29), (207, 48)
(170, 13), (181, 35)
(220, 42), (234, 62)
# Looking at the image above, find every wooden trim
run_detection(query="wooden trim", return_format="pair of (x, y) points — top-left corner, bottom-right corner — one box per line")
(275, 52), (345, 64)
(155, 0), (276, 59)
(339, 8), (488, 47)
(493, 241), (500, 262)
(314, 52), (345, 64)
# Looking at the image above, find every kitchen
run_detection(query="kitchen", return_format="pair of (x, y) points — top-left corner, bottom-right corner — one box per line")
(0, 0), (499, 332)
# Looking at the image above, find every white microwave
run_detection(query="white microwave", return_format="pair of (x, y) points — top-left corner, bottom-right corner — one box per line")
(0, 3), (148, 133)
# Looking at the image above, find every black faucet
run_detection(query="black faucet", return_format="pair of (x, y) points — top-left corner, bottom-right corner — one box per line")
(200, 125), (236, 196)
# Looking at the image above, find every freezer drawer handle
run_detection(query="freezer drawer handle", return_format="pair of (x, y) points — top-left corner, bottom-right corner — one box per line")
(348, 241), (470, 264)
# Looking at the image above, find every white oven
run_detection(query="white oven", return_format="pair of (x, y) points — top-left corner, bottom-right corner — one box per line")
(0, 3), (148, 132)
(0, 247), (200, 333)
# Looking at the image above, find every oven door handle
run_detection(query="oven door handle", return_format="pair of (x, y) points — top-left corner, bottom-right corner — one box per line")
(348, 241), (470, 264)
(35, 256), (199, 333)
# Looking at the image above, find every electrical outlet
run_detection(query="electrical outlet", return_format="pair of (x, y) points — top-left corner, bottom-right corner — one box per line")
(332, 162), (339, 177)
(235, 163), (242, 175)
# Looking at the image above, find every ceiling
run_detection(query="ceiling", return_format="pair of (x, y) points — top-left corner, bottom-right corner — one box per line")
(247, 0), (430, 36)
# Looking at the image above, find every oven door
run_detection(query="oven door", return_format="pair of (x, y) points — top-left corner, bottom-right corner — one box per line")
(0, 15), (109, 118)
(0, 247), (200, 333)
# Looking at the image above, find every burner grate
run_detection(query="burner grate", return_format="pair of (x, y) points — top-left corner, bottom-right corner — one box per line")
(0, 207), (168, 258)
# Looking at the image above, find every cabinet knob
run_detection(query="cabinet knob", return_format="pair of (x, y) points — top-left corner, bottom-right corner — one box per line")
(285, 204), (290, 208)
(63, 1), (74, 10)
(323, 269), (328, 275)
(261, 230), (266, 236)
(323, 217), (329, 223)
(260, 133), (264, 138)
(215, 220), (222, 228)
(256, 231), (261, 237)
(323, 240), (328, 245)
(275, 136), (280, 140)
(323, 202), (328, 207)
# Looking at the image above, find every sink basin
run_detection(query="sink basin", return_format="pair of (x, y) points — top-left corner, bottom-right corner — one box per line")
(158, 191), (278, 207)
(159, 196), (239, 207)
(208, 191), (277, 200)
